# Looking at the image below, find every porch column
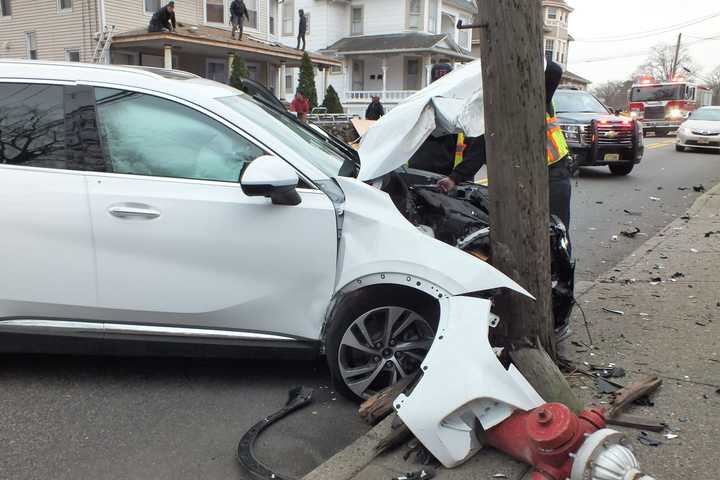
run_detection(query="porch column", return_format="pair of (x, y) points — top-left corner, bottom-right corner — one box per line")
(324, 66), (330, 100)
(227, 52), (235, 82)
(346, 58), (352, 95)
(424, 54), (432, 86)
(277, 63), (284, 97)
(381, 57), (388, 94)
(163, 44), (173, 69)
(280, 62), (287, 97)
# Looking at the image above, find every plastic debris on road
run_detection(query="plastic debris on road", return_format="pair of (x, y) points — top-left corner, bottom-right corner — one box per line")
(602, 307), (625, 315)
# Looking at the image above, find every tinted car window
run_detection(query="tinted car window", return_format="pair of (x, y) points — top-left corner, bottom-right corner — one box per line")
(0, 83), (66, 168)
(94, 88), (265, 182)
(554, 91), (608, 114)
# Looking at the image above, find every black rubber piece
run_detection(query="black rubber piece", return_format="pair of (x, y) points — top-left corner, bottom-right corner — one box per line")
(237, 386), (314, 480)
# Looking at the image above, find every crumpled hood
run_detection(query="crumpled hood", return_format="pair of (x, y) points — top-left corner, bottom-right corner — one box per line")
(357, 60), (484, 181)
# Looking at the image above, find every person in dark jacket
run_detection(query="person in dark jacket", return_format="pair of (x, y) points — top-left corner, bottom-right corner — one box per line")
(230, 0), (250, 40)
(408, 134), (486, 192)
(365, 96), (385, 121)
(545, 59), (572, 230)
(148, 1), (176, 33)
(296, 9), (307, 50)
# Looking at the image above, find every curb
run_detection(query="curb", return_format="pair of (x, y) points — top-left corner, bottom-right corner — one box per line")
(302, 182), (720, 480)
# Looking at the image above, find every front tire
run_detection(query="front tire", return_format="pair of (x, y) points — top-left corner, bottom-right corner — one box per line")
(609, 163), (634, 176)
(676, 144), (686, 152)
(326, 288), (439, 401)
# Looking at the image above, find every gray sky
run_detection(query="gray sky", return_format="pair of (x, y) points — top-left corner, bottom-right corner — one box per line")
(566, 0), (720, 86)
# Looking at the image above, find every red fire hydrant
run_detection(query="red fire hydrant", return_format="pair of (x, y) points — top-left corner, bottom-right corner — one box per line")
(484, 403), (606, 480)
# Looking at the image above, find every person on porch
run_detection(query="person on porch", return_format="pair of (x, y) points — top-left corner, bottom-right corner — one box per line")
(290, 90), (310, 122)
(365, 96), (385, 121)
(296, 9), (307, 50)
(230, 0), (250, 40)
(147, 1), (176, 33)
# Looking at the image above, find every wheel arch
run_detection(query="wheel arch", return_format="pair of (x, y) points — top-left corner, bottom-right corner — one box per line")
(320, 273), (448, 352)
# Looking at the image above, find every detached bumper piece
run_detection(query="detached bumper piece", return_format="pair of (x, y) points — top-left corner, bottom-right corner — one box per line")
(395, 296), (656, 479)
(237, 386), (314, 480)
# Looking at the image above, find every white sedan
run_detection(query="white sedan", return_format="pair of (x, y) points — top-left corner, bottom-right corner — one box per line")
(0, 60), (533, 400)
(676, 106), (720, 152)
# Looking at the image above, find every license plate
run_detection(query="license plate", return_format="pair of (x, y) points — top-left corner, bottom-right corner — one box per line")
(604, 153), (620, 161)
(698, 138), (711, 144)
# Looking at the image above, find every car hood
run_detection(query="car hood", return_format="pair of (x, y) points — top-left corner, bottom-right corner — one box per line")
(357, 60), (484, 181)
(556, 112), (627, 125)
(681, 119), (720, 132)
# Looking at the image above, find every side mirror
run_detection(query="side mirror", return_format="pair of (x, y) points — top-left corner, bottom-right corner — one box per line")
(241, 155), (301, 206)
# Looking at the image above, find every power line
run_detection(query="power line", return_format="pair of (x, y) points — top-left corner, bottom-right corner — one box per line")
(571, 34), (720, 64)
(573, 10), (720, 43)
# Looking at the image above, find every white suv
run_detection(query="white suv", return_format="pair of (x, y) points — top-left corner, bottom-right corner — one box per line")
(0, 61), (528, 399)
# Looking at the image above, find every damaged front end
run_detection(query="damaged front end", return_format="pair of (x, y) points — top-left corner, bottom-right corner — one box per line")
(380, 168), (575, 330)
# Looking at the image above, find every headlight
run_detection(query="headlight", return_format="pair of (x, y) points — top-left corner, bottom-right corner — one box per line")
(630, 111), (639, 118)
(669, 108), (683, 119)
(559, 125), (581, 143)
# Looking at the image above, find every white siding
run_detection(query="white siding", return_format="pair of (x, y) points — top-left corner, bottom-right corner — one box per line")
(0, 0), (99, 62)
(351, 0), (405, 36)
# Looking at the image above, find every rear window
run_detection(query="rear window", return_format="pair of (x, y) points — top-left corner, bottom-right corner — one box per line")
(0, 83), (66, 168)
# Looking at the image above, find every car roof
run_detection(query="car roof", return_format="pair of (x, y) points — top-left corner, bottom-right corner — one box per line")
(0, 59), (238, 102)
(697, 106), (720, 110)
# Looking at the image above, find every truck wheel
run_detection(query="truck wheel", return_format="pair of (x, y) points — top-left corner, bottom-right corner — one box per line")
(609, 164), (634, 176)
(326, 287), (439, 401)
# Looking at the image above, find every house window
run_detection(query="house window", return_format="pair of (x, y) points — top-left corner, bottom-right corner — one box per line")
(269, 0), (278, 35)
(303, 12), (310, 34)
(544, 38), (554, 62)
(206, 0), (224, 24)
(282, 0), (294, 35)
(206, 59), (227, 83)
(330, 64), (343, 75)
(285, 74), (293, 94)
(547, 7), (557, 20)
(246, 0), (257, 29)
(25, 32), (37, 60)
(144, 0), (160, 13)
(65, 49), (80, 62)
(0, 0), (11, 16)
(58, 0), (72, 11)
(458, 16), (470, 48)
(406, 0), (423, 30)
(351, 6), (363, 36)
(427, 0), (438, 33)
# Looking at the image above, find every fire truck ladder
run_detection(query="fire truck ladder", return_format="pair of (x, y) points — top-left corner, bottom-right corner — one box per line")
(91, 25), (116, 64)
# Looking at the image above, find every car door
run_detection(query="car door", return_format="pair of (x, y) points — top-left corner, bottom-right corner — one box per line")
(0, 82), (100, 325)
(87, 87), (337, 340)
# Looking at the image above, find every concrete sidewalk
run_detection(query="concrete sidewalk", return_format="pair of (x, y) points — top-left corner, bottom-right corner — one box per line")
(304, 183), (720, 480)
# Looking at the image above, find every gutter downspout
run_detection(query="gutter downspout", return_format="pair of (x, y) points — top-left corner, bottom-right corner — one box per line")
(97, 0), (106, 28)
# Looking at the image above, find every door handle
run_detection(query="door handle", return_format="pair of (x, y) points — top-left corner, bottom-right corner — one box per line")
(108, 203), (161, 220)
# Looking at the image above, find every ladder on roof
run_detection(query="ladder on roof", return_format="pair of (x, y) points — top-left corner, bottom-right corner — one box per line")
(91, 25), (116, 64)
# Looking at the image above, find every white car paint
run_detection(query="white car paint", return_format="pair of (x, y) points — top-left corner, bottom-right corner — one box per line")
(358, 59), (484, 181)
(395, 296), (544, 468)
(676, 113), (720, 150)
(0, 60), (529, 358)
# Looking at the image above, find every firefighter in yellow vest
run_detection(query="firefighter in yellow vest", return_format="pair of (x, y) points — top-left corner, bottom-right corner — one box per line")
(546, 59), (572, 229)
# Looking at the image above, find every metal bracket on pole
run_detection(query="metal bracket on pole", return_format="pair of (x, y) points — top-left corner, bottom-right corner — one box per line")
(457, 19), (488, 30)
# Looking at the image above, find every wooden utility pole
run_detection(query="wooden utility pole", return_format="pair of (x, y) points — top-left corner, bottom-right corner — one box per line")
(477, 1), (581, 411)
(670, 33), (682, 80)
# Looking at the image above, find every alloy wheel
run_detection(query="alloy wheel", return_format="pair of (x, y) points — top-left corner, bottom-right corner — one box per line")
(337, 306), (434, 399)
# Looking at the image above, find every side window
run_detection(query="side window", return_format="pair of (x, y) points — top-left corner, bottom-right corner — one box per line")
(0, 83), (66, 169)
(94, 88), (265, 182)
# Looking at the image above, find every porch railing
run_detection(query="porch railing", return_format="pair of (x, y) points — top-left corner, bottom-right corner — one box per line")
(345, 90), (418, 102)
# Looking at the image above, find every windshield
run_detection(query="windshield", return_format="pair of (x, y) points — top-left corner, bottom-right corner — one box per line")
(630, 85), (684, 102)
(554, 91), (608, 114)
(218, 94), (354, 178)
(690, 108), (720, 121)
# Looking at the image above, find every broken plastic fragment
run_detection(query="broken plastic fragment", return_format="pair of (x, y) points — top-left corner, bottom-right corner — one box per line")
(649, 196), (661, 201)
(602, 307), (625, 315)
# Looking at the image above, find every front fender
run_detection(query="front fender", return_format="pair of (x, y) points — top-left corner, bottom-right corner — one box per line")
(334, 178), (532, 298)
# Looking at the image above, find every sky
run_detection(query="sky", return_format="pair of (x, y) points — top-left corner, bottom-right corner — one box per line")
(566, 0), (720, 86)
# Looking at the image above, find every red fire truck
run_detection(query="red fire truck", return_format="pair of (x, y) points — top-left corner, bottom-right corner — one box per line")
(628, 78), (712, 136)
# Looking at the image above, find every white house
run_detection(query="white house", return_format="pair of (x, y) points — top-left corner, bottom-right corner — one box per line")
(276, 0), (478, 114)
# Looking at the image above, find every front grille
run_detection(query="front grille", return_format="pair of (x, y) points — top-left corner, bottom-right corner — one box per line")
(691, 131), (720, 136)
(595, 123), (634, 145)
(644, 106), (665, 120)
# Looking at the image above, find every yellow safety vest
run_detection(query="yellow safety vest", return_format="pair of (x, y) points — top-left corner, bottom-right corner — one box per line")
(546, 114), (570, 166)
(454, 133), (466, 168)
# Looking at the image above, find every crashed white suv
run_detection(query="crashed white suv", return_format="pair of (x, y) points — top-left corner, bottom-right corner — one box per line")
(0, 60), (530, 400)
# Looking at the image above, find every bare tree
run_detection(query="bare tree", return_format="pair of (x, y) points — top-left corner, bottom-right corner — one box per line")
(592, 80), (634, 111)
(706, 66), (720, 106)
(634, 43), (697, 82)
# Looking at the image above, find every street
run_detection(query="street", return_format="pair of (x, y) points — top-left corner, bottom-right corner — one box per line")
(1, 137), (719, 480)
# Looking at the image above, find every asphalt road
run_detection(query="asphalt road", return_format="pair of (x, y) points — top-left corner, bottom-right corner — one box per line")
(3, 137), (720, 480)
